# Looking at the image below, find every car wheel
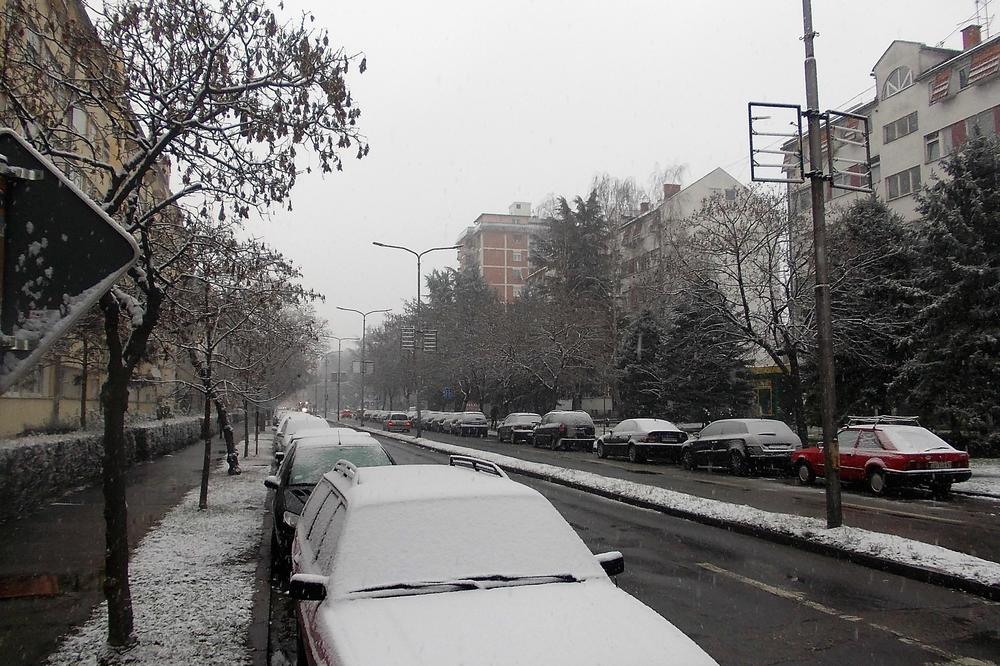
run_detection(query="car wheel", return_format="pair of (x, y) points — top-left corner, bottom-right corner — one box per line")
(867, 468), (887, 496)
(628, 444), (639, 463)
(532, 434), (539, 448)
(596, 440), (606, 458)
(729, 450), (747, 476)
(796, 461), (815, 485)
(681, 448), (695, 471)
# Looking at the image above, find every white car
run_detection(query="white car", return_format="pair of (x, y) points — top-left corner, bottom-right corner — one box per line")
(289, 456), (717, 665)
(274, 412), (329, 452)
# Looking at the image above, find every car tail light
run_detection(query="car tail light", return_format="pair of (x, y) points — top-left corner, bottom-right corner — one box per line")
(388, 420), (395, 427)
(638, 435), (650, 442)
(405, 420), (412, 427)
(560, 423), (567, 433)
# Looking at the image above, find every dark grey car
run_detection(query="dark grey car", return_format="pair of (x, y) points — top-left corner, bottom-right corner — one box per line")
(681, 418), (800, 475)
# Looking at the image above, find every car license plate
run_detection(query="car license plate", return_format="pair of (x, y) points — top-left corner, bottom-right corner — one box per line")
(928, 461), (951, 469)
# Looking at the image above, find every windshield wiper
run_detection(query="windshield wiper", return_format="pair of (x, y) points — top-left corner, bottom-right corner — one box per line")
(350, 579), (484, 595)
(924, 446), (953, 451)
(465, 573), (582, 586)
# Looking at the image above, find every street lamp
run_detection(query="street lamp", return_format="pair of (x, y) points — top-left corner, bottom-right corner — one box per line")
(318, 335), (359, 419)
(372, 241), (463, 437)
(336, 306), (390, 421)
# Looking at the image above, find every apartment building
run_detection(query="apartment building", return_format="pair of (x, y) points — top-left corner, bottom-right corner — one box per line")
(456, 202), (549, 303)
(618, 168), (744, 310)
(787, 24), (1000, 221)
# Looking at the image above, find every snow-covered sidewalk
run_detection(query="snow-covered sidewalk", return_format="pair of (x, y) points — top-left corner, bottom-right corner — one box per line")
(47, 437), (271, 665)
(364, 428), (1000, 596)
(963, 459), (1000, 497)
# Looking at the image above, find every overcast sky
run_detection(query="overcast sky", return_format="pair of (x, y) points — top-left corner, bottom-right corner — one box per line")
(247, 0), (984, 348)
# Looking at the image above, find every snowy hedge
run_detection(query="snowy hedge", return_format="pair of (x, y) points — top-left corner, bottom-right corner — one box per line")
(0, 416), (206, 523)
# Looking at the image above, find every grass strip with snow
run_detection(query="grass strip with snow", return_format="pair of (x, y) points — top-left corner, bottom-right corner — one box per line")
(47, 448), (268, 665)
(368, 429), (1000, 590)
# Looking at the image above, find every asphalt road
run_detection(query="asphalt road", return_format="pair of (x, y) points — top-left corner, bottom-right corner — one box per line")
(0, 426), (254, 666)
(368, 435), (1000, 665)
(374, 425), (1000, 564)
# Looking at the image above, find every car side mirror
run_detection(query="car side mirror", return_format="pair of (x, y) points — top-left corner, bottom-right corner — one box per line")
(595, 551), (624, 576)
(274, 451), (285, 462)
(289, 573), (327, 601)
(263, 475), (280, 490)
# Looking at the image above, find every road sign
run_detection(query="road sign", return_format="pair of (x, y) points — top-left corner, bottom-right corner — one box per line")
(351, 360), (375, 374)
(423, 329), (437, 353)
(0, 129), (139, 393)
(400, 325), (415, 350)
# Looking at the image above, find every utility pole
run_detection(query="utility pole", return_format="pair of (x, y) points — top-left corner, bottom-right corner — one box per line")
(801, 0), (842, 528)
(318, 334), (358, 420)
(337, 307), (389, 422)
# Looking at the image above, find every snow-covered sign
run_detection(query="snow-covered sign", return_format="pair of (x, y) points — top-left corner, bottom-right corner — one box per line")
(0, 129), (139, 393)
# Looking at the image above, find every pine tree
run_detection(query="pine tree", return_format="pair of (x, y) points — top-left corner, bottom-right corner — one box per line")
(895, 136), (1000, 446)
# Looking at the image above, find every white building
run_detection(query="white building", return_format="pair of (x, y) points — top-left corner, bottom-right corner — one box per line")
(787, 25), (1000, 221)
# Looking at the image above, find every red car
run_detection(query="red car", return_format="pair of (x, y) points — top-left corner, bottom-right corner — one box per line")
(339, 409), (353, 419)
(790, 416), (972, 497)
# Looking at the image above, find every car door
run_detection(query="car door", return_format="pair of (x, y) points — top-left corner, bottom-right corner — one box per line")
(692, 423), (719, 464)
(610, 420), (632, 453)
(849, 430), (884, 481)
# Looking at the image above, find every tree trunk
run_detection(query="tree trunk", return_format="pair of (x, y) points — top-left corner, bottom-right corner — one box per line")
(786, 352), (809, 445)
(199, 391), (212, 510)
(50, 357), (63, 427)
(215, 399), (240, 475)
(80, 338), (88, 429)
(243, 399), (250, 457)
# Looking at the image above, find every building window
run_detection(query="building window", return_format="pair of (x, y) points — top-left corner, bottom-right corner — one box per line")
(966, 109), (997, 139)
(925, 133), (941, 162)
(883, 111), (918, 144)
(882, 65), (913, 99)
(886, 166), (920, 200)
(512, 250), (522, 262)
(959, 66), (970, 89)
(869, 154), (881, 183)
(70, 105), (89, 136)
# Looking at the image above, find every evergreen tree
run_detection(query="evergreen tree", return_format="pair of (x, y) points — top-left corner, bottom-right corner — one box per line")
(895, 136), (1000, 445)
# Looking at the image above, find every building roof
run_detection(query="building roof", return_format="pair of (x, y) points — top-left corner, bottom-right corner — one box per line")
(917, 32), (1000, 80)
(619, 167), (742, 230)
(871, 39), (959, 72)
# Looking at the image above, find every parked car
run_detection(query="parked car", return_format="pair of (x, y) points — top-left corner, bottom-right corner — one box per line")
(497, 412), (542, 444)
(443, 413), (463, 434)
(264, 434), (395, 576)
(384, 412), (412, 433)
(532, 411), (596, 451)
(339, 409), (353, 419)
(596, 418), (689, 463)
(289, 456), (717, 666)
(791, 416), (972, 497)
(681, 418), (800, 475)
(454, 411), (489, 437)
(274, 412), (329, 453)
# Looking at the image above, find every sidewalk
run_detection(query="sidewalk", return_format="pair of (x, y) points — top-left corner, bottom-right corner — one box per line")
(46, 434), (272, 665)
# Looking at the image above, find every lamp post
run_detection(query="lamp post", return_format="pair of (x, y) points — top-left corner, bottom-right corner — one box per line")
(318, 335), (359, 419)
(336, 307), (390, 421)
(372, 241), (463, 437)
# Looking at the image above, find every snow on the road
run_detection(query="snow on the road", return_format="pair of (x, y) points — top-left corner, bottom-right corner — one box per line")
(964, 459), (1000, 497)
(47, 440), (270, 666)
(369, 429), (1000, 588)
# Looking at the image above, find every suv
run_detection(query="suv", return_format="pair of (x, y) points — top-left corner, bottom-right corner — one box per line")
(532, 411), (596, 451)
(790, 416), (972, 497)
(681, 418), (800, 475)
(263, 433), (394, 577)
(497, 412), (542, 444)
(288, 456), (717, 665)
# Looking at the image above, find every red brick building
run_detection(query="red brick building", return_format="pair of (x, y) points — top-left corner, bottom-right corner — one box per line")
(456, 202), (548, 303)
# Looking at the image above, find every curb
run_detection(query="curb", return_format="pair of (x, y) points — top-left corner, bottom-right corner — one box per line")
(248, 489), (273, 666)
(365, 427), (1000, 603)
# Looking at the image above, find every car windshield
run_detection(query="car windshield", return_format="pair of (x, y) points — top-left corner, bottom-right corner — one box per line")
(332, 495), (605, 596)
(388, 413), (408, 420)
(509, 414), (541, 425)
(879, 426), (957, 453)
(289, 446), (392, 485)
(462, 412), (487, 422)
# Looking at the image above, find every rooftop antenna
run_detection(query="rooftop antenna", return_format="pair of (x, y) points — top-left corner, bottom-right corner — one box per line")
(977, 0), (992, 38)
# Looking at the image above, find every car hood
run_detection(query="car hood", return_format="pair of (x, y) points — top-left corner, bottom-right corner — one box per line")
(315, 578), (716, 665)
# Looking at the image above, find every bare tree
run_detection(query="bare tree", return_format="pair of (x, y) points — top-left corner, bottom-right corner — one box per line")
(1, 0), (366, 647)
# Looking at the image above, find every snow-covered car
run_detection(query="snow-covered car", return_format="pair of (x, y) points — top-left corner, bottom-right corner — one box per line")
(454, 411), (489, 437)
(681, 418), (800, 475)
(383, 412), (412, 433)
(274, 412), (329, 453)
(532, 410), (596, 451)
(596, 418), (689, 463)
(289, 456), (717, 665)
(265, 434), (394, 577)
(497, 412), (542, 444)
(791, 416), (972, 497)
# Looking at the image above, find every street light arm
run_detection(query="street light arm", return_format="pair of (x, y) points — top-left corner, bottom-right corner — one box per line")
(417, 244), (465, 259)
(372, 241), (419, 258)
(336, 306), (364, 317)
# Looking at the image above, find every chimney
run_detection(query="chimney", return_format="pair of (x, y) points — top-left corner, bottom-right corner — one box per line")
(639, 202), (650, 214)
(662, 183), (681, 200)
(963, 25), (982, 50)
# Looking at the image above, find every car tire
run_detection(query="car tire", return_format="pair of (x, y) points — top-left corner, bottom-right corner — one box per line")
(628, 444), (639, 463)
(681, 448), (695, 471)
(596, 441), (606, 458)
(867, 468), (887, 496)
(729, 450), (747, 476)
(532, 434), (539, 448)
(796, 461), (815, 485)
